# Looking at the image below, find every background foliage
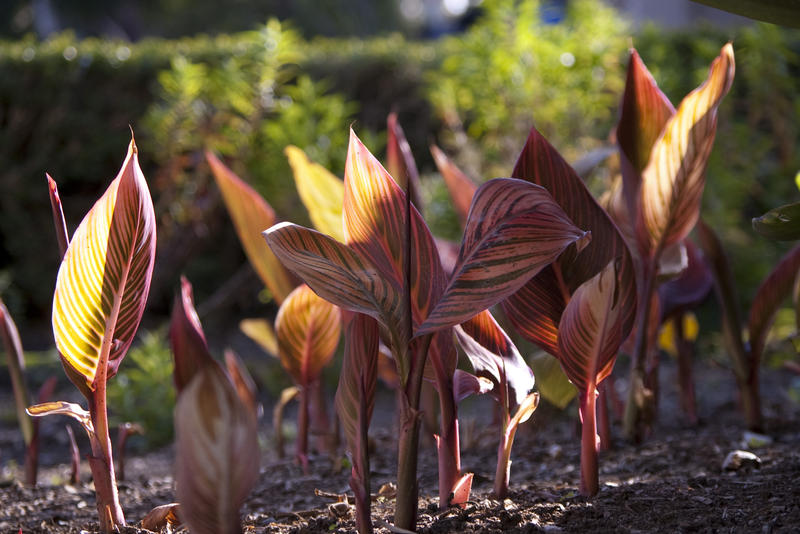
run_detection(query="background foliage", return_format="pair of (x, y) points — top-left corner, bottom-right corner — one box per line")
(1, 2), (798, 370)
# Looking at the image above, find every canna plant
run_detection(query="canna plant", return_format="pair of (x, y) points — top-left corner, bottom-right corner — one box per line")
(274, 283), (341, 469)
(208, 151), (337, 456)
(170, 276), (260, 534)
(697, 219), (800, 430)
(265, 128), (589, 529)
(614, 44), (735, 441)
(27, 137), (157, 532)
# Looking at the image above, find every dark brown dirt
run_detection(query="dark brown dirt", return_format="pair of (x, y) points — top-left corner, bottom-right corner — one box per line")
(2, 360), (799, 533)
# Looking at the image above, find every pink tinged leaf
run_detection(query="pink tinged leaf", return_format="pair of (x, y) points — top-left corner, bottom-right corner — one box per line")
(386, 113), (423, 211)
(557, 260), (626, 394)
(431, 145), (477, 227)
(638, 43), (735, 254)
(275, 284), (342, 386)
(141, 503), (182, 531)
(452, 370), (493, 403)
(616, 49), (675, 214)
(52, 137), (156, 394)
(417, 178), (590, 336)
(264, 223), (403, 330)
(748, 244), (800, 366)
(343, 129), (447, 329)
(449, 473), (473, 508)
(435, 237), (460, 276)
(336, 312), (380, 460)
(455, 310), (533, 408)
(206, 150), (293, 304)
(170, 276), (218, 393)
(175, 365), (259, 534)
(224, 349), (261, 419)
(503, 128), (637, 357)
(46, 173), (70, 260)
(658, 239), (713, 319)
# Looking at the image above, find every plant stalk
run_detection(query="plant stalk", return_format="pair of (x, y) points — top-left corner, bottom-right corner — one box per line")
(493, 380), (511, 499)
(674, 315), (698, 425)
(435, 381), (460, 508)
(579, 389), (599, 496)
(353, 374), (373, 534)
(87, 389), (125, 532)
(597, 381), (611, 451)
(296, 385), (310, 472)
(394, 335), (432, 532)
(624, 258), (657, 442)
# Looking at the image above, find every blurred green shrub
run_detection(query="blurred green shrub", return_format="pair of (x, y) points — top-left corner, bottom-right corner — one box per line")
(427, 0), (629, 179)
(107, 331), (175, 449)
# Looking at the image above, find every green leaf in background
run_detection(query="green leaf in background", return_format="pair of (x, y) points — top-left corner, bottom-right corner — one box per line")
(753, 201), (800, 241)
(529, 352), (576, 410)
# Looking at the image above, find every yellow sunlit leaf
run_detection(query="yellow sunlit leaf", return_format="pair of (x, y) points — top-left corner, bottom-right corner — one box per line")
(285, 146), (345, 242)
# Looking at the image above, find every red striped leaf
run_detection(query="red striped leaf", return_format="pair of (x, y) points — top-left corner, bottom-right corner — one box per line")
(748, 244), (800, 366)
(335, 312), (380, 533)
(503, 128), (637, 357)
(46, 174), (69, 260)
(454, 310), (533, 409)
(616, 49), (674, 215)
(206, 151), (293, 304)
(344, 129), (446, 333)
(275, 284), (342, 386)
(263, 223), (403, 331)
(418, 178), (589, 336)
(452, 370), (493, 402)
(431, 145), (477, 227)
(170, 276), (216, 393)
(175, 365), (259, 534)
(386, 113), (423, 211)
(638, 44), (735, 253)
(557, 260), (625, 395)
(52, 138), (156, 394)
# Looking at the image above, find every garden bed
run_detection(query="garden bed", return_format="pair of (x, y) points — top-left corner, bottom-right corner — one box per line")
(2, 360), (799, 533)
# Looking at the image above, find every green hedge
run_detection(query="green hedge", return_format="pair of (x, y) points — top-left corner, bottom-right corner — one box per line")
(1, 7), (798, 341)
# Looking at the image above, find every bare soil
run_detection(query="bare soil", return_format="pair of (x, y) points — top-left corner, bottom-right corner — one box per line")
(2, 360), (799, 533)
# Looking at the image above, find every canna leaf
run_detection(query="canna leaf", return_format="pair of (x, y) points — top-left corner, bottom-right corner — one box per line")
(343, 129), (446, 334)
(239, 318), (278, 356)
(0, 297), (33, 445)
(616, 49), (674, 214)
(431, 145), (478, 227)
(689, 0), (800, 28)
(285, 145), (345, 242)
(46, 174), (70, 260)
(52, 138), (156, 395)
(335, 312), (380, 534)
(206, 151), (293, 304)
(418, 178), (590, 336)
(695, 219), (749, 379)
(638, 44), (735, 253)
(386, 113), (423, 211)
(503, 128), (637, 357)
(752, 201), (800, 241)
(452, 370), (494, 403)
(454, 310), (533, 409)
(275, 284), (342, 386)
(170, 276), (217, 393)
(658, 239), (712, 320)
(748, 244), (800, 365)
(224, 349), (260, 419)
(27, 401), (95, 438)
(264, 223), (406, 333)
(557, 260), (625, 394)
(529, 352), (576, 409)
(175, 365), (259, 534)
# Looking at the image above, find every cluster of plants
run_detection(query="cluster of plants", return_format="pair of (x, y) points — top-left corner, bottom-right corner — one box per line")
(4, 28), (799, 533)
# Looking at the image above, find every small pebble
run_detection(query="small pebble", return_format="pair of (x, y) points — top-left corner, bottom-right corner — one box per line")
(722, 450), (762, 471)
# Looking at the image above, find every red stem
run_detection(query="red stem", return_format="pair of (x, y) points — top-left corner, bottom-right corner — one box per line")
(435, 380), (460, 508)
(674, 315), (698, 425)
(296, 386), (310, 472)
(492, 382), (511, 499)
(597, 382), (611, 451)
(353, 374), (374, 534)
(579, 389), (599, 497)
(87, 392), (125, 532)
